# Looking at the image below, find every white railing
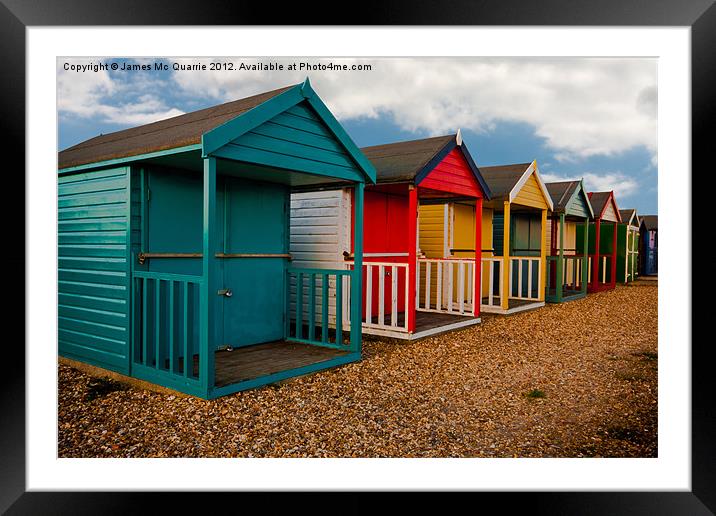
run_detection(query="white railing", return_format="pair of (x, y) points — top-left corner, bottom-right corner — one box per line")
(562, 256), (585, 289)
(509, 257), (542, 300)
(480, 257), (503, 308)
(344, 261), (409, 332)
(587, 255), (609, 284)
(417, 258), (477, 316)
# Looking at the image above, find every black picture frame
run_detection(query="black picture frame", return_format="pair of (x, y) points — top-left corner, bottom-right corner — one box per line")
(2, 0), (711, 513)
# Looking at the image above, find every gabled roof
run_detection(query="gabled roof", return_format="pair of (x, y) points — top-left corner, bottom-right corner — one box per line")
(480, 161), (554, 210)
(59, 85), (294, 169)
(545, 180), (594, 219)
(619, 209), (639, 226)
(58, 79), (377, 184)
(360, 131), (491, 198)
(641, 215), (658, 230)
(588, 191), (622, 222)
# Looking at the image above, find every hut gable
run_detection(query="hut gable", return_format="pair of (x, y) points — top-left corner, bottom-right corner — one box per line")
(480, 161), (553, 210)
(59, 79), (377, 185)
(589, 191), (621, 223)
(546, 180), (593, 219)
(361, 132), (491, 199)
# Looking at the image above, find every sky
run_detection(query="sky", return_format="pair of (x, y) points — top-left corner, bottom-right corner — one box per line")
(57, 57), (658, 214)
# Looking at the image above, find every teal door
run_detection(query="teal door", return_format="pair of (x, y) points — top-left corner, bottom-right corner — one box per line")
(221, 178), (288, 348)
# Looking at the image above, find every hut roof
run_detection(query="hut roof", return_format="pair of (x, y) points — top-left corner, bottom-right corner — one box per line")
(545, 180), (594, 219)
(58, 84), (296, 169)
(478, 163), (534, 200)
(641, 215), (658, 230)
(588, 191), (621, 222)
(360, 133), (491, 198)
(619, 208), (639, 226)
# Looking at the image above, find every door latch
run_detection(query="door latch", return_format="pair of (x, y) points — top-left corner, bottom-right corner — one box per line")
(217, 288), (233, 297)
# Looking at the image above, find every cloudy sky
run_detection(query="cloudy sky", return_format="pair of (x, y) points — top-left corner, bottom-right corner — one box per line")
(58, 57), (657, 214)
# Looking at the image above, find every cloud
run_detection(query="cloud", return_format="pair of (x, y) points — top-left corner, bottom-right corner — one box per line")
(58, 57), (657, 162)
(170, 57), (657, 162)
(541, 171), (639, 199)
(57, 58), (184, 126)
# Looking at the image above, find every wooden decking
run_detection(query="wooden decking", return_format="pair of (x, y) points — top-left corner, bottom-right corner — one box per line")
(480, 297), (545, 314)
(362, 310), (481, 340)
(177, 341), (350, 388)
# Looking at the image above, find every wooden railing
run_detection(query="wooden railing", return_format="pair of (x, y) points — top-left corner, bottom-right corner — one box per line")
(509, 257), (542, 300)
(546, 255), (586, 293)
(286, 267), (353, 349)
(131, 270), (205, 386)
(417, 258), (477, 316)
(587, 255), (610, 284)
(480, 257), (503, 309)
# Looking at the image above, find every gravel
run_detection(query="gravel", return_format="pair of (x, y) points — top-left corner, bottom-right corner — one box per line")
(58, 282), (657, 458)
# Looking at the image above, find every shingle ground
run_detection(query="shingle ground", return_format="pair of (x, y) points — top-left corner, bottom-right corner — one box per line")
(58, 282), (657, 458)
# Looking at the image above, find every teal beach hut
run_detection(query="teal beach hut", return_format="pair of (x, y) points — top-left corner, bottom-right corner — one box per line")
(58, 79), (376, 399)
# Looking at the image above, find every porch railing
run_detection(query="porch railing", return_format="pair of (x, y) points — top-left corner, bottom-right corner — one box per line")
(480, 257), (503, 309)
(286, 267), (353, 349)
(509, 257), (542, 300)
(546, 255), (586, 294)
(131, 270), (205, 387)
(587, 255), (611, 285)
(417, 258), (477, 316)
(342, 261), (410, 333)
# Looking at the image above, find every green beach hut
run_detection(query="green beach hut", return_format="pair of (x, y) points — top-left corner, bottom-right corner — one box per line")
(57, 79), (376, 399)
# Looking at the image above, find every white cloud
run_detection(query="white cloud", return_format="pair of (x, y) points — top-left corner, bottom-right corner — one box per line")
(58, 57), (657, 161)
(541, 171), (639, 200)
(170, 57), (656, 162)
(57, 59), (184, 126)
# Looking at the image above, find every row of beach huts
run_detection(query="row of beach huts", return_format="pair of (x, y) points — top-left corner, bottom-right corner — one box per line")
(57, 80), (658, 398)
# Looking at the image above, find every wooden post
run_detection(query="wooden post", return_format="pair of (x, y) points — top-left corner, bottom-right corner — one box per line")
(501, 201), (511, 310)
(611, 221), (618, 288)
(582, 217), (589, 296)
(555, 213), (564, 303)
(200, 156), (217, 395)
(592, 218), (601, 292)
(350, 182), (364, 352)
(473, 197), (482, 317)
(407, 185), (418, 332)
(540, 209), (548, 301)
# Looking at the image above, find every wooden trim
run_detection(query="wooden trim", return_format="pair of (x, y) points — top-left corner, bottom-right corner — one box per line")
(508, 161), (554, 211)
(137, 252), (292, 264)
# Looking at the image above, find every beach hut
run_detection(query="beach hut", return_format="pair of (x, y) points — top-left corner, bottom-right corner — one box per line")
(419, 161), (554, 314)
(58, 79), (376, 399)
(639, 215), (658, 276)
(617, 209), (641, 283)
(290, 132), (491, 340)
(576, 191), (622, 293)
(544, 180), (594, 303)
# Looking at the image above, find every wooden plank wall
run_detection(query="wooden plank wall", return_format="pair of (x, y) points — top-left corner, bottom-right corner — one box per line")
(58, 166), (131, 374)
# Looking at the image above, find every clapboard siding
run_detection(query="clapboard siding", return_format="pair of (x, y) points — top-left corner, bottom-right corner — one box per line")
(289, 189), (350, 323)
(601, 200), (619, 222)
(418, 204), (446, 257)
(58, 166), (131, 374)
(220, 100), (364, 182)
(419, 148), (484, 198)
(566, 192), (591, 219)
(513, 173), (549, 209)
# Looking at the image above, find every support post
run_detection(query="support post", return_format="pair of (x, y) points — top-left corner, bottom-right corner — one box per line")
(539, 209), (548, 301)
(407, 185), (418, 332)
(501, 201), (511, 310)
(200, 156), (217, 395)
(582, 217), (589, 296)
(611, 221), (618, 289)
(473, 197), (482, 317)
(350, 182), (364, 353)
(555, 212), (564, 303)
(592, 218), (601, 292)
